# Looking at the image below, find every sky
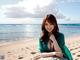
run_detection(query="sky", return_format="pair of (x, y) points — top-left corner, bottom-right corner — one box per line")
(0, 0), (80, 24)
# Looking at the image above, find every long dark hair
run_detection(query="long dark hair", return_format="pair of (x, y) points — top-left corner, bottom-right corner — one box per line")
(41, 14), (59, 42)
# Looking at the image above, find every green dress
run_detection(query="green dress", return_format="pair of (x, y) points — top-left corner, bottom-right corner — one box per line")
(39, 32), (73, 60)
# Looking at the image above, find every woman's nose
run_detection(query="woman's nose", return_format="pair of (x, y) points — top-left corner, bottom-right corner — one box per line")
(47, 25), (50, 28)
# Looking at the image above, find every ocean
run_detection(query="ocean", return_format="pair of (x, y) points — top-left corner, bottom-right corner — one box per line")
(0, 24), (80, 42)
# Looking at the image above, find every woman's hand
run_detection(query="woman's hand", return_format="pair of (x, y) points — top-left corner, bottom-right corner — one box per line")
(32, 53), (41, 60)
(55, 52), (63, 58)
(32, 52), (63, 60)
(32, 52), (56, 60)
(49, 34), (56, 41)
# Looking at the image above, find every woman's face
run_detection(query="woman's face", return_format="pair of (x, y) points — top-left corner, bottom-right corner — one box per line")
(45, 21), (54, 33)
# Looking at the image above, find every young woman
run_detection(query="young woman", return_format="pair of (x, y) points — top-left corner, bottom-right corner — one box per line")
(33, 14), (73, 60)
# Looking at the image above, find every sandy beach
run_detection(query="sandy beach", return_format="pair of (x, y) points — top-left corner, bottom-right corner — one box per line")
(0, 36), (80, 60)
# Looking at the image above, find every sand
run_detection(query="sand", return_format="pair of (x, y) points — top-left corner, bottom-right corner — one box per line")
(0, 36), (80, 60)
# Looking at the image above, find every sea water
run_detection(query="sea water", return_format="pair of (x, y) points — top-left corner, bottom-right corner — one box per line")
(0, 24), (80, 42)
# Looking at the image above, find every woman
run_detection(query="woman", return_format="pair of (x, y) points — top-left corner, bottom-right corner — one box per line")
(33, 14), (73, 60)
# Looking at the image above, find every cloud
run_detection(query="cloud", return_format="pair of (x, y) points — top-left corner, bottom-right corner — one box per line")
(33, 3), (66, 19)
(1, 0), (66, 19)
(4, 7), (32, 18)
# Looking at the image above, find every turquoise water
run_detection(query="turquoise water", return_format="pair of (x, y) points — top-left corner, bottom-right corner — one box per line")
(0, 24), (80, 42)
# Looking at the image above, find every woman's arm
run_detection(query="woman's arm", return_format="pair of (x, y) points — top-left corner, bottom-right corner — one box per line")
(40, 52), (63, 58)
(32, 52), (55, 60)
(50, 34), (63, 52)
(33, 52), (63, 60)
(49, 34), (63, 57)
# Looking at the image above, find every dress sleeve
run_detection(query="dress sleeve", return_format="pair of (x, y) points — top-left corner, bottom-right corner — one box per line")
(38, 38), (45, 52)
(58, 33), (73, 60)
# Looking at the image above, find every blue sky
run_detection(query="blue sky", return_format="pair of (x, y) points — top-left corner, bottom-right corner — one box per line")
(0, 0), (80, 24)
(57, 2), (80, 20)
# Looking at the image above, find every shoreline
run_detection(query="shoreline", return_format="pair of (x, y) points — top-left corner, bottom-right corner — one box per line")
(0, 36), (80, 60)
(0, 38), (37, 46)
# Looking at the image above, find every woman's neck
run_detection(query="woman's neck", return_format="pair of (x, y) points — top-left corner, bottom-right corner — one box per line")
(48, 32), (53, 37)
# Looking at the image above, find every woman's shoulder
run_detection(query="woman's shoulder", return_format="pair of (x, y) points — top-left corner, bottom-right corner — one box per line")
(58, 32), (64, 36)
(56, 32), (64, 40)
(40, 32), (44, 37)
(39, 32), (44, 41)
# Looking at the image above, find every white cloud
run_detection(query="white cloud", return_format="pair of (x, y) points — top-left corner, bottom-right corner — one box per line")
(0, 0), (79, 24)
(0, 0), (66, 19)
(17, 0), (54, 13)
(4, 7), (30, 18)
(1, 0), (80, 24)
